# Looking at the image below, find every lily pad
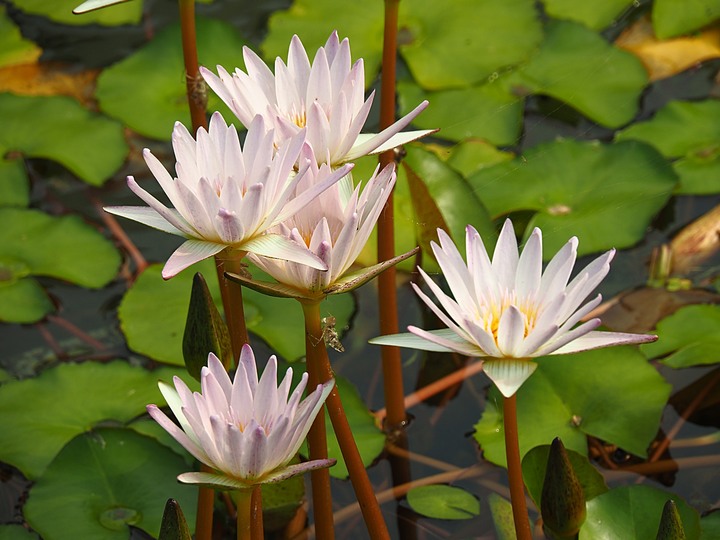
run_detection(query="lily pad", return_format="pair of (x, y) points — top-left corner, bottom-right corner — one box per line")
(641, 304), (720, 368)
(0, 208), (121, 323)
(0, 93), (128, 186)
(653, 0), (720, 40)
(96, 18), (246, 140)
(674, 148), (720, 195)
(24, 428), (197, 540)
(119, 261), (354, 364)
(616, 100), (720, 158)
(701, 511), (720, 539)
(406, 485), (480, 520)
(432, 140), (515, 178)
(0, 360), (190, 479)
(13, 0), (142, 25)
(541, 0), (634, 30)
(264, 0), (385, 86)
(0, 160), (29, 207)
(0, 526), (39, 540)
(580, 485), (701, 539)
(0, 6), (41, 68)
(397, 79), (523, 145)
(398, 0), (542, 89)
(474, 347), (671, 467)
(488, 493), (518, 540)
(468, 139), (677, 259)
(510, 20), (648, 128)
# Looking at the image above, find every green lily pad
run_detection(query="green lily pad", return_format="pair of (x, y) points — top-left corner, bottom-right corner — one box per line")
(541, 0), (635, 30)
(96, 18), (246, 140)
(0, 208), (121, 323)
(468, 139), (677, 259)
(674, 148), (720, 195)
(324, 376), (384, 479)
(398, 0), (542, 89)
(616, 100), (720, 158)
(0, 360), (190, 479)
(13, 0), (142, 25)
(580, 485), (701, 539)
(0, 526), (40, 540)
(406, 485), (480, 520)
(488, 493), (518, 540)
(652, 0), (720, 40)
(0, 93), (128, 186)
(474, 347), (671, 467)
(24, 428), (197, 540)
(510, 20), (648, 128)
(433, 139), (515, 178)
(0, 5), (41, 68)
(701, 511), (720, 540)
(641, 304), (720, 368)
(119, 261), (354, 364)
(264, 0), (384, 86)
(522, 444), (608, 510)
(397, 79), (523, 145)
(0, 160), (29, 207)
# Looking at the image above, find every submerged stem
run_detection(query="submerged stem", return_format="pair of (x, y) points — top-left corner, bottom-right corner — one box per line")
(503, 394), (532, 540)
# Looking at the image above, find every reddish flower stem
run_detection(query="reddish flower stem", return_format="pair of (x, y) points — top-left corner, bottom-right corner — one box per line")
(302, 301), (390, 540)
(251, 486), (264, 540)
(503, 394), (532, 540)
(214, 251), (250, 362)
(236, 488), (253, 540)
(178, 0), (207, 134)
(376, 0), (407, 432)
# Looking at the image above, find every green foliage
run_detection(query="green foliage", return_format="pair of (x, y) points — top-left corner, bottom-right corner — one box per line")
(541, 0), (634, 30)
(474, 347), (671, 466)
(13, 0), (142, 25)
(0, 525), (40, 540)
(0, 5), (40, 67)
(23, 428), (197, 540)
(488, 493), (524, 539)
(406, 485), (480, 520)
(652, 0), (720, 39)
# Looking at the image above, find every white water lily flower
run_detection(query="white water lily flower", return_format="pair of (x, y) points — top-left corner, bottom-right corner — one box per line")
(147, 345), (335, 489)
(371, 220), (657, 397)
(248, 150), (396, 298)
(201, 31), (433, 167)
(106, 112), (351, 279)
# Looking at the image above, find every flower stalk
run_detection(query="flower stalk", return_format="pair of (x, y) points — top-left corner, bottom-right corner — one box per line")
(214, 250), (249, 360)
(251, 486), (264, 540)
(503, 394), (532, 540)
(301, 300), (390, 540)
(236, 489), (252, 540)
(178, 0), (207, 134)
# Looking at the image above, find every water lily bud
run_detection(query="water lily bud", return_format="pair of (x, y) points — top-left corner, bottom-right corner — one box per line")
(182, 272), (232, 380)
(541, 437), (587, 538)
(158, 498), (192, 540)
(655, 500), (686, 540)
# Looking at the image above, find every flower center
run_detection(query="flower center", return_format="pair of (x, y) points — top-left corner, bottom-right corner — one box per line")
(479, 291), (538, 343)
(291, 110), (307, 128)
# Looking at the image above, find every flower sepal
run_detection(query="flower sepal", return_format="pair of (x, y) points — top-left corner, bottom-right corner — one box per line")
(324, 247), (419, 295)
(483, 359), (538, 398)
(224, 270), (311, 300)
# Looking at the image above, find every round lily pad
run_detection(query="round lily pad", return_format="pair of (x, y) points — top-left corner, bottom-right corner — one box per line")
(406, 485), (480, 520)
(510, 19), (648, 128)
(13, 0), (142, 25)
(96, 17), (247, 140)
(674, 149), (720, 195)
(0, 93), (128, 186)
(24, 428), (197, 540)
(468, 139), (677, 259)
(541, 0), (634, 30)
(0, 360), (190, 479)
(0, 208), (121, 323)
(0, 525), (40, 540)
(474, 347), (671, 467)
(0, 160), (29, 207)
(0, 5), (41, 68)
(398, 0), (542, 89)
(581, 485), (701, 539)
(652, 0), (720, 40)
(119, 261), (354, 364)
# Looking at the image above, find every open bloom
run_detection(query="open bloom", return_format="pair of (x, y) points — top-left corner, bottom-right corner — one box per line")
(201, 31), (433, 167)
(371, 220), (657, 397)
(147, 345), (335, 489)
(247, 151), (396, 299)
(105, 112), (351, 279)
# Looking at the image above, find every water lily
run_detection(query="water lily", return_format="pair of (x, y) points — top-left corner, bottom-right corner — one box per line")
(147, 345), (335, 489)
(105, 112), (351, 279)
(201, 31), (433, 167)
(371, 220), (657, 397)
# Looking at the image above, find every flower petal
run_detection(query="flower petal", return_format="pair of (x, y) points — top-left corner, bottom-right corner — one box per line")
(162, 240), (226, 279)
(483, 359), (538, 398)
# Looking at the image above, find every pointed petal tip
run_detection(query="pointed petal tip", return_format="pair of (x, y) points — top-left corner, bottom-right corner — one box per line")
(483, 359), (538, 398)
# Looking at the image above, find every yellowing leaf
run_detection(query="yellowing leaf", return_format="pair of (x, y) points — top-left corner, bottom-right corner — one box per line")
(617, 16), (720, 82)
(0, 62), (99, 105)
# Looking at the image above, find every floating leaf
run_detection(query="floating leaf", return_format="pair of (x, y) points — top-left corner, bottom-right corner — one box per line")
(674, 148), (720, 195)
(0, 360), (190, 478)
(0, 6), (41, 68)
(0, 160), (29, 207)
(13, 0), (142, 25)
(119, 261), (354, 364)
(0, 93), (128, 186)
(474, 347), (670, 467)
(264, 0), (384, 86)
(580, 485), (700, 539)
(96, 18), (246, 140)
(541, 0), (634, 30)
(641, 304), (720, 368)
(701, 510), (720, 539)
(397, 79), (523, 145)
(0, 208), (121, 323)
(468, 139), (677, 259)
(24, 428), (197, 540)
(406, 485), (480, 520)
(398, 0), (542, 89)
(432, 139), (515, 178)
(0, 525), (40, 540)
(488, 493), (517, 540)
(510, 20), (648, 127)
(652, 0), (720, 40)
